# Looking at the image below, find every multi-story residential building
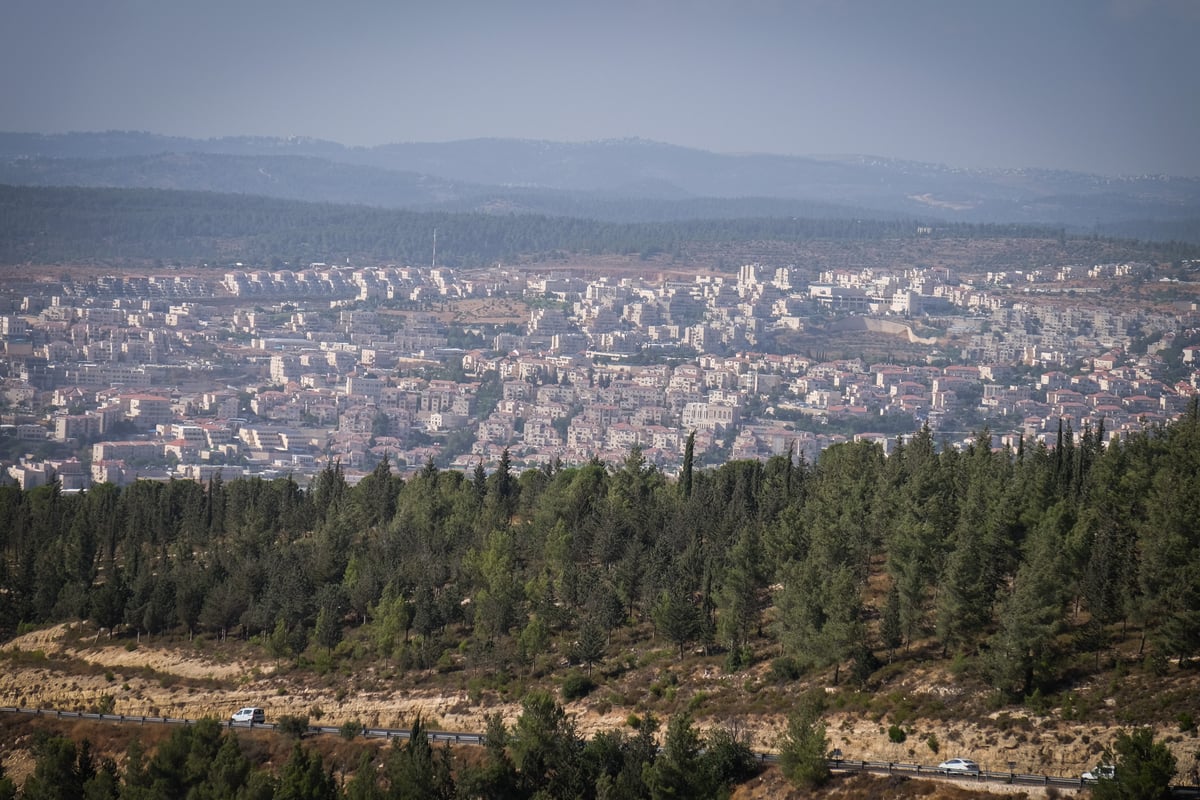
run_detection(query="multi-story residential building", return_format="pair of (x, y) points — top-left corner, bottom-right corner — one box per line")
(121, 393), (173, 429)
(54, 413), (100, 441)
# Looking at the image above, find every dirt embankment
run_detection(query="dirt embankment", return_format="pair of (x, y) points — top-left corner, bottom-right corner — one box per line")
(1, 624), (493, 732)
(3, 624), (1196, 796)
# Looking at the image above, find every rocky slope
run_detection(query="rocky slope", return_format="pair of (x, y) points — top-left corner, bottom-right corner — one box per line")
(2, 623), (1196, 792)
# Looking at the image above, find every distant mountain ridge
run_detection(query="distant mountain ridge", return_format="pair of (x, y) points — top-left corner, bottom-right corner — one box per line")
(1, 131), (1198, 239)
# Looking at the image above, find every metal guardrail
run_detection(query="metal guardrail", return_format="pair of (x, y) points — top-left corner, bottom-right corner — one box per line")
(823, 758), (1083, 789)
(5, 706), (1199, 795)
(815, 757), (1200, 795)
(0, 705), (485, 745)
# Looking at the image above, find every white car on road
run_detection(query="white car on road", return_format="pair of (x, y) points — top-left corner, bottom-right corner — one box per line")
(938, 758), (981, 774)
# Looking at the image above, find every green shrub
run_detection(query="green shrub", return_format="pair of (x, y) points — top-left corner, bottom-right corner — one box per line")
(312, 649), (334, 675)
(704, 727), (759, 786)
(724, 646), (752, 673)
(888, 724), (907, 744)
(926, 733), (940, 754)
(948, 653), (969, 677)
(561, 670), (596, 701)
(1023, 688), (1049, 715)
(276, 714), (310, 739)
(1144, 651), (1169, 677)
(1061, 692), (1079, 720)
(467, 677), (485, 706)
(770, 656), (803, 683)
(339, 720), (363, 740)
(887, 693), (915, 726)
(91, 694), (115, 715)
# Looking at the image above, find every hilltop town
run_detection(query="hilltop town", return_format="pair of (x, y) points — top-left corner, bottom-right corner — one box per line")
(3, 255), (1199, 489)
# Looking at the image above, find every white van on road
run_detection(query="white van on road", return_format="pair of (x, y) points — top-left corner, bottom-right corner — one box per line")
(230, 707), (265, 724)
(1082, 765), (1115, 783)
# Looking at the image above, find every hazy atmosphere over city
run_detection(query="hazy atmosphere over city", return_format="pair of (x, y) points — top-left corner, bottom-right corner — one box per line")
(3, 0), (1199, 176)
(5, 0), (1200, 798)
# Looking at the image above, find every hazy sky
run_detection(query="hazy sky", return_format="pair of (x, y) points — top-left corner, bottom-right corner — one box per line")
(3, 0), (1198, 176)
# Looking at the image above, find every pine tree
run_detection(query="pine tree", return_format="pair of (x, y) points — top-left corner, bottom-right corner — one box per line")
(776, 559), (863, 684)
(652, 587), (702, 659)
(198, 734), (254, 799)
(384, 715), (455, 800)
(21, 736), (84, 800)
(937, 431), (1003, 656)
(1092, 728), (1176, 800)
(880, 583), (903, 657)
(343, 751), (383, 800)
(0, 759), (14, 800)
(1138, 409), (1200, 664)
(644, 713), (704, 800)
(572, 616), (607, 674)
(276, 742), (338, 800)
(511, 691), (584, 798)
(353, 455), (397, 529)
(985, 516), (1068, 699)
(778, 691), (830, 790)
(716, 526), (765, 665)
(313, 604), (341, 655)
(681, 430), (696, 499)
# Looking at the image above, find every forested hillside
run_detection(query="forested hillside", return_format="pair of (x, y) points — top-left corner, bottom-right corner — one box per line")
(2, 183), (1162, 267)
(2, 413), (1199, 798)
(3, 409), (1198, 703)
(4, 132), (1200, 239)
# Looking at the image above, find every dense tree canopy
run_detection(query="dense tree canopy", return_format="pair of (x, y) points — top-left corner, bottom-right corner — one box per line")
(13, 701), (757, 800)
(2, 407), (1199, 706)
(4, 407), (1200, 796)
(4, 183), (1186, 266)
